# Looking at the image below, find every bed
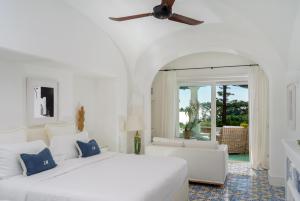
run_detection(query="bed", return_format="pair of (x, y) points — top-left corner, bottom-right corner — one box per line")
(0, 127), (189, 201)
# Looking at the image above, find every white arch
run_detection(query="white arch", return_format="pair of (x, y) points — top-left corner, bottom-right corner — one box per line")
(135, 24), (283, 90)
(131, 23), (286, 183)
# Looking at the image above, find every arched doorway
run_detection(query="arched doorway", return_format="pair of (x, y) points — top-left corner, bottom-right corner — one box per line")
(130, 25), (286, 183)
(150, 52), (263, 164)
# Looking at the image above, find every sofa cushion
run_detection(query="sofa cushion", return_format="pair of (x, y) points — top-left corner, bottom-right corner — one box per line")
(183, 140), (217, 149)
(152, 137), (184, 147)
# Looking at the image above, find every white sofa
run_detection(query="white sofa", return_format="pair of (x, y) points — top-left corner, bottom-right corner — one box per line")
(145, 137), (228, 185)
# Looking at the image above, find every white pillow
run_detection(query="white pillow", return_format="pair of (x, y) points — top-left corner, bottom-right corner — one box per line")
(183, 140), (217, 149)
(0, 140), (46, 179)
(152, 137), (184, 147)
(49, 131), (89, 161)
(45, 123), (77, 139)
(0, 129), (27, 145)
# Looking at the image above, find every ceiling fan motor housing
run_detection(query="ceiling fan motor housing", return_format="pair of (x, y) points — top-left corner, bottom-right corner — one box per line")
(153, 4), (172, 19)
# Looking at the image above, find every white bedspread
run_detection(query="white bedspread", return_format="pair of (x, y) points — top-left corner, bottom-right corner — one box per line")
(0, 152), (187, 201)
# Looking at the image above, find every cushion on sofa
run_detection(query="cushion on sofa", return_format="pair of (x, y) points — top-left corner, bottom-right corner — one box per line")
(152, 137), (184, 147)
(183, 140), (217, 149)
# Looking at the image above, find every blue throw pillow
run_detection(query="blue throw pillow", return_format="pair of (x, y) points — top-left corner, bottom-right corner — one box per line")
(76, 139), (101, 158)
(20, 148), (57, 176)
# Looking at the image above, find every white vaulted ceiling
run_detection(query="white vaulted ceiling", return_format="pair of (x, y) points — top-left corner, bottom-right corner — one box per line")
(64, 0), (221, 70)
(64, 0), (299, 72)
(1, 0), (300, 75)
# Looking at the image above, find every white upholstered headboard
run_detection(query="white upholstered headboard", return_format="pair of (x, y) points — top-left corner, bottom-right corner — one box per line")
(27, 127), (49, 145)
(0, 122), (76, 146)
(28, 122), (76, 145)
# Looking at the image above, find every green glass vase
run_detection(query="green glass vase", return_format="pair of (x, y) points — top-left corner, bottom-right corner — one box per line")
(134, 131), (141, 154)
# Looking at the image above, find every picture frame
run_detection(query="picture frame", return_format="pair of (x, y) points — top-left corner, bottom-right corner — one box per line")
(26, 78), (58, 126)
(287, 83), (297, 130)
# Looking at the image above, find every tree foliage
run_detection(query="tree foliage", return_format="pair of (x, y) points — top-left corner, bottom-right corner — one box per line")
(200, 85), (249, 127)
(180, 102), (201, 131)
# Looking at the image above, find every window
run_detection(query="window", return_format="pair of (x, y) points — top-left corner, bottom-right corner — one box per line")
(177, 83), (248, 141)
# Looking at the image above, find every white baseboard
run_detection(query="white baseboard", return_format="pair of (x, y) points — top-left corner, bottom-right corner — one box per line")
(268, 173), (284, 187)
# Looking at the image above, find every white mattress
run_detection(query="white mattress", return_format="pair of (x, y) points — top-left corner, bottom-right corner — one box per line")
(0, 152), (187, 201)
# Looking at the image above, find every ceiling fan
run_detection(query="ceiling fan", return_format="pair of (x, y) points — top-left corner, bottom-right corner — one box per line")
(109, 0), (204, 26)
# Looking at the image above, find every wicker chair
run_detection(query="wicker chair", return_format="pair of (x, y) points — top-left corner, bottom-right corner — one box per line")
(219, 126), (248, 154)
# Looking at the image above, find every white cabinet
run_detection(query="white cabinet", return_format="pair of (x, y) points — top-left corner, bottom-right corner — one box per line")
(283, 140), (300, 201)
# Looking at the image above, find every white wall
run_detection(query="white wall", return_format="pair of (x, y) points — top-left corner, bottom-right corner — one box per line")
(163, 52), (255, 69)
(286, 71), (300, 138)
(0, 0), (126, 77)
(0, 59), (124, 152)
(96, 78), (119, 151)
(0, 61), (74, 130)
(286, 3), (300, 140)
(151, 74), (162, 139)
(224, 0), (298, 64)
(287, 5), (300, 139)
(0, 0), (129, 152)
(73, 75), (120, 151)
(74, 76), (98, 136)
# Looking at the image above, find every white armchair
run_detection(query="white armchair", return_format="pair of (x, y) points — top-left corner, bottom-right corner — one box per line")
(145, 138), (228, 185)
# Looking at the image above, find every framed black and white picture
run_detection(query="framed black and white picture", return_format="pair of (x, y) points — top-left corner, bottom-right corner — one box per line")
(287, 83), (297, 130)
(27, 78), (58, 126)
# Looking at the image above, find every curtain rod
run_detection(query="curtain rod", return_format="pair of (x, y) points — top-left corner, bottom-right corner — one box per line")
(159, 64), (259, 72)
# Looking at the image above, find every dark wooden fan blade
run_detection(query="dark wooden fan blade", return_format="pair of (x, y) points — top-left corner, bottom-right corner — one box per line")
(162, 0), (175, 8)
(168, 13), (204, 25)
(109, 13), (153, 21)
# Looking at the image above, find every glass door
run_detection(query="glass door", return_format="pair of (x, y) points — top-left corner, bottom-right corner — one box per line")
(215, 84), (249, 128)
(177, 82), (248, 143)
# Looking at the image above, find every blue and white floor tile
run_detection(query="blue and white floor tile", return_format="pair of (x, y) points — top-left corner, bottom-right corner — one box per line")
(189, 161), (285, 201)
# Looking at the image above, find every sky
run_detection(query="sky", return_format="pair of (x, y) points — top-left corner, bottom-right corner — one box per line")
(179, 85), (249, 109)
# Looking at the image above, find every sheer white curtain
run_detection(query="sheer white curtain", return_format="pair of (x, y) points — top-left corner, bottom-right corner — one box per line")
(159, 71), (177, 139)
(249, 66), (269, 170)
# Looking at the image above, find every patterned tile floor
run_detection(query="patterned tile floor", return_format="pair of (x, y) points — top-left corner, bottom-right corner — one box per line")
(189, 161), (285, 201)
